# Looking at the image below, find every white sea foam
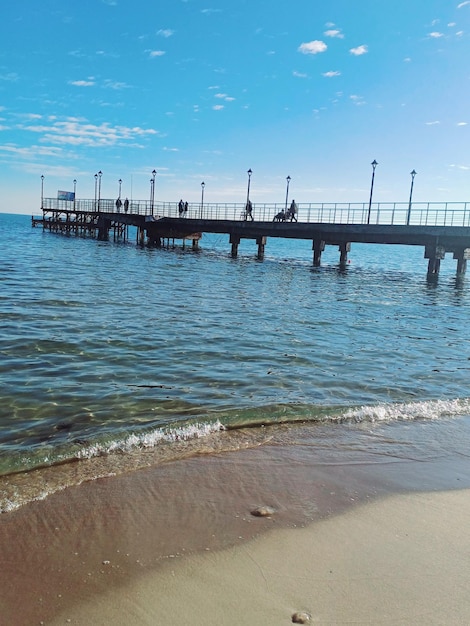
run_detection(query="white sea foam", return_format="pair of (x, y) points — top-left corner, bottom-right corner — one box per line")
(337, 398), (470, 424)
(76, 420), (225, 460)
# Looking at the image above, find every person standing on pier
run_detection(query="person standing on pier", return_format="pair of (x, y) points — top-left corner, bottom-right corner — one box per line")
(124, 198), (129, 213)
(245, 199), (254, 221)
(184, 201), (188, 217)
(288, 199), (298, 222)
(115, 197), (122, 213)
(178, 199), (184, 216)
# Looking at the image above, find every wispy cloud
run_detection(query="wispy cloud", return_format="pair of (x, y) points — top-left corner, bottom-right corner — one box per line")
(148, 50), (166, 58)
(212, 104), (224, 110)
(425, 120), (440, 125)
(18, 118), (158, 147)
(157, 29), (174, 38)
(0, 72), (19, 82)
(322, 71), (341, 77)
(350, 94), (366, 106)
(457, 121), (468, 126)
(429, 31), (444, 38)
(293, 71), (307, 78)
(298, 40), (327, 55)
(350, 45), (368, 56)
(457, 1), (470, 8)
(324, 29), (344, 39)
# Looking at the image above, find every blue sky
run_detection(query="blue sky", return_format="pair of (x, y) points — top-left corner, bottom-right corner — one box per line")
(1, 0), (469, 213)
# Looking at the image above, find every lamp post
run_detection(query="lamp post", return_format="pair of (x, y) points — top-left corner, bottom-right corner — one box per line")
(285, 175), (291, 212)
(367, 159), (378, 224)
(40, 175), (44, 209)
(246, 168), (252, 205)
(150, 169), (156, 214)
(406, 169), (417, 226)
(98, 171), (102, 211)
(94, 173), (98, 210)
(118, 178), (122, 199)
(200, 181), (205, 218)
(73, 178), (77, 209)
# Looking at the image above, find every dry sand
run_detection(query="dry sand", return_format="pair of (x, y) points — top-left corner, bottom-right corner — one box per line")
(1, 439), (470, 625)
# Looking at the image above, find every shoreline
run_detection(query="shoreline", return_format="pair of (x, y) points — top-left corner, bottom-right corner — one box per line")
(1, 435), (470, 625)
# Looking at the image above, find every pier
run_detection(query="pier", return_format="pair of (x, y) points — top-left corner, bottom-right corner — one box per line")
(32, 198), (470, 275)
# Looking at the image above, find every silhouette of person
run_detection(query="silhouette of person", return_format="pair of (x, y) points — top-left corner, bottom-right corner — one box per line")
(115, 197), (122, 212)
(273, 210), (286, 222)
(245, 199), (254, 221)
(124, 198), (129, 213)
(289, 199), (298, 222)
(178, 199), (184, 216)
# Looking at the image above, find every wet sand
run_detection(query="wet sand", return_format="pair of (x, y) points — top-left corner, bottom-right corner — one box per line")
(1, 436), (470, 625)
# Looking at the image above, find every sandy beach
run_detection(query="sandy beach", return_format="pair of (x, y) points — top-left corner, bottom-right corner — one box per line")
(2, 436), (470, 625)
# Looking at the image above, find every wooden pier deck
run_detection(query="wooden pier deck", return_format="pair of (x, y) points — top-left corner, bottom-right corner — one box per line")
(32, 198), (470, 275)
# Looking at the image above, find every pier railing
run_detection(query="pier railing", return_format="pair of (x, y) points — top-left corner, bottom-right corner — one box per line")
(41, 198), (470, 227)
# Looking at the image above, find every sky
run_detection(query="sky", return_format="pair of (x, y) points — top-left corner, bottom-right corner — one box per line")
(1, 0), (469, 214)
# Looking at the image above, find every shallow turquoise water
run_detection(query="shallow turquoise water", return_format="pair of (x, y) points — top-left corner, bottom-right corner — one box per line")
(1, 212), (470, 508)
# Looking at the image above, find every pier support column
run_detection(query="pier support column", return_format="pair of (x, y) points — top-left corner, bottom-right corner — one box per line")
(192, 238), (199, 250)
(230, 234), (241, 258)
(137, 226), (145, 246)
(312, 239), (325, 266)
(339, 242), (351, 267)
(97, 216), (110, 241)
(256, 236), (267, 260)
(453, 248), (470, 275)
(425, 244), (446, 275)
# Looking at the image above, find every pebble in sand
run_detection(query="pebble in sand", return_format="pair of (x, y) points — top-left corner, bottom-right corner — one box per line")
(250, 505), (276, 517)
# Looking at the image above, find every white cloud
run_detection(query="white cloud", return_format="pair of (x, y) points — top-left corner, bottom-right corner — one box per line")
(298, 40), (327, 55)
(429, 32), (444, 38)
(157, 29), (174, 37)
(293, 71), (307, 78)
(214, 93), (235, 101)
(425, 120), (440, 125)
(350, 45), (368, 56)
(212, 105), (224, 110)
(324, 29), (344, 39)
(322, 71), (341, 77)
(149, 50), (166, 57)
(457, 1), (470, 8)
(69, 80), (95, 87)
(457, 121), (468, 126)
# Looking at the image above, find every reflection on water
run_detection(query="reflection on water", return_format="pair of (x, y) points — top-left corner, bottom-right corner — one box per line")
(1, 214), (470, 510)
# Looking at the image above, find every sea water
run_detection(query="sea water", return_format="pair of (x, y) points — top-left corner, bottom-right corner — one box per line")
(1, 212), (470, 512)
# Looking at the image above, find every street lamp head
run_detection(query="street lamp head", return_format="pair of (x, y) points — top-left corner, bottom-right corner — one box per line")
(73, 179), (77, 184)
(371, 159), (378, 169)
(410, 169), (417, 177)
(118, 178), (122, 184)
(201, 181), (205, 188)
(287, 175), (291, 182)
(247, 168), (252, 176)
(152, 169), (156, 176)
(98, 170), (102, 177)
(94, 173), (98, 180)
